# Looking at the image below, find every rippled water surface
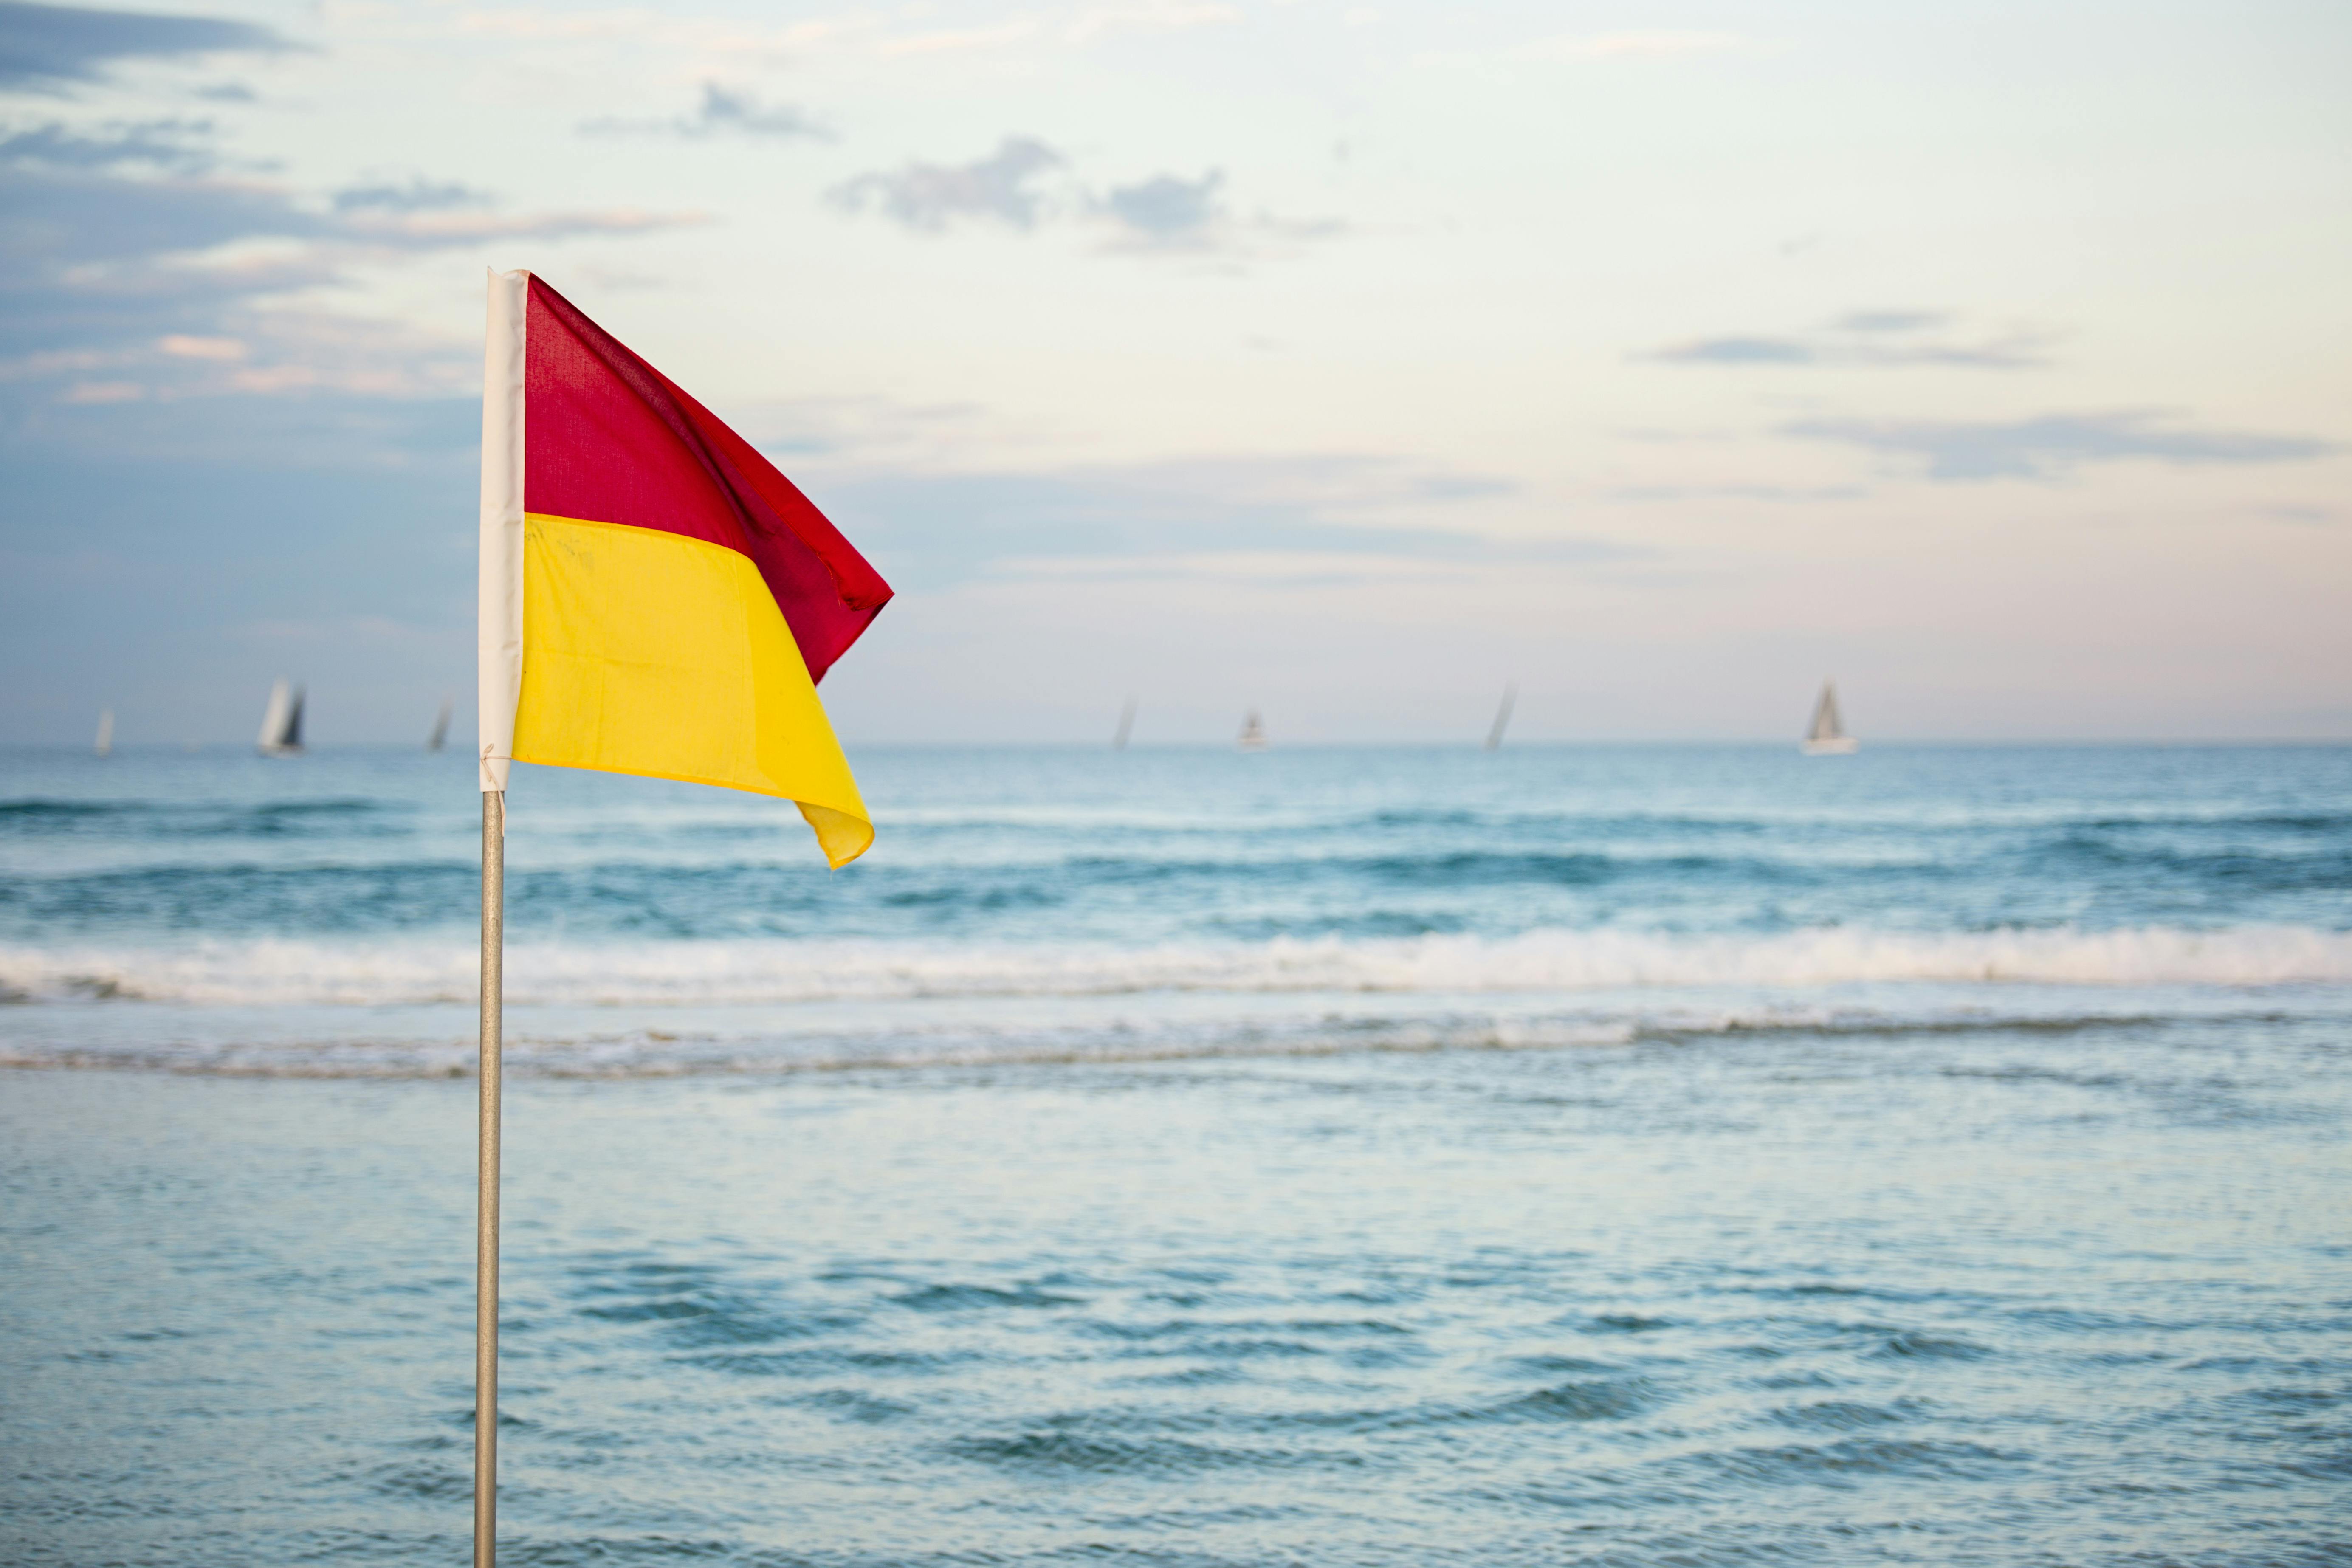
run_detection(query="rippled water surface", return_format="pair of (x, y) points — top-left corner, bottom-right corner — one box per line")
(2, 744), (2349, 1563)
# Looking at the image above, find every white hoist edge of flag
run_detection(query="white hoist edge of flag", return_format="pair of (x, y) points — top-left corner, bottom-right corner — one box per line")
(477, 267), (527, 793)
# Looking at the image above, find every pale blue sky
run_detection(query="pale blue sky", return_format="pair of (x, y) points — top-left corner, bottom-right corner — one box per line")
(3, 0), (2346, 743)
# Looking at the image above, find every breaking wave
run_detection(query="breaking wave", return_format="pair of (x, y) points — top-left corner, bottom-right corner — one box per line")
(2, 923), (2346, 1010)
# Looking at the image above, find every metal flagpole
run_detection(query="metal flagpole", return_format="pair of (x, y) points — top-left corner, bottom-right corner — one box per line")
(475, 787), (505, 1567)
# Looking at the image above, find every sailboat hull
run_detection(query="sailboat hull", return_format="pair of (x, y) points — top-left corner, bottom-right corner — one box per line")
(1800, 738), (1859, 756)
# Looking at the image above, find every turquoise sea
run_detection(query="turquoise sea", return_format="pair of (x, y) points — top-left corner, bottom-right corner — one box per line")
(3, 743), (2348, 1564)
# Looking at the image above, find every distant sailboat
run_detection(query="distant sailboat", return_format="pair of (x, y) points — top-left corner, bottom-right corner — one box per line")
(1484, 683), (1516, 751)
(1238, 710), (1268, 751)
(427, 697), (453, 753)
(257, 679), (305, 757)
(1801, 680), (1857, 755)
(1112, 697), (1137, 752)
(94, 709), (114, 757)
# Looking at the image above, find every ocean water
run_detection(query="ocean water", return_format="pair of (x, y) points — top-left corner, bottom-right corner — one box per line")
(3, 743), (2348, 1564)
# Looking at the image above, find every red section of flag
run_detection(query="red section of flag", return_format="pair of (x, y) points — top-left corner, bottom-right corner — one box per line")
(522, 276), (891, 682)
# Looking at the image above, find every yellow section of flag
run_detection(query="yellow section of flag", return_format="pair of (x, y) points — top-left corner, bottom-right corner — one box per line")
(511, 513), (874, 868)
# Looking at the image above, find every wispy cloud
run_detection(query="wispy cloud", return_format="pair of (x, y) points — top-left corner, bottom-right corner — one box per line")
(0, 0), (290, 90)
(332, 205), (694, 246)
(0, 117), (217, 173)
(818, 453), (1545, 591)
(0, 117), (695, 412)
(1088, 171), (1346, 256)
(828, 137), (1065, 231)
(330, 178), (485, 214)
(581, 82), (827, 141)
(1653, 310), (2049, 369)
(1093, 169), (1224, 250)
(1656, 336), (1813, 365)
(1788, 411), (2338, 481)
(0, 166), (328, 277)
(827, 136), (1342, 258)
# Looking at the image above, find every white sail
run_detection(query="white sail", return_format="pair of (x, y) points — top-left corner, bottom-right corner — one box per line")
(1238, 710), (1267, 751)
(1801, 680), (1857, 755)
(428, 698), (453, 753)
(258, 679), (305, 756)
(1112, 697), (1137, 752)
(257, 680), (289, 750)
(1808, 684), (1840, 742)
(94, 709), (113, 757)
(1485, 683), (1517, 751)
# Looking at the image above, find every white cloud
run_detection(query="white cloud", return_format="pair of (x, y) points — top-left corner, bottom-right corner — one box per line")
(156, 334), (246, 361)
(579, 83), (827, 140)
(61, 380), (145, 404)
(828, 137), (1066, 230)
(1093, 170), (1225, 249)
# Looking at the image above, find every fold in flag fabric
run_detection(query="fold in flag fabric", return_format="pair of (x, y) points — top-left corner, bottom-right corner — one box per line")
(477, 270), (891, 867)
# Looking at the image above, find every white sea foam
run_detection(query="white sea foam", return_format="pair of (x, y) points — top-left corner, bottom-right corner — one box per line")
(1, 924), (2346, 1010)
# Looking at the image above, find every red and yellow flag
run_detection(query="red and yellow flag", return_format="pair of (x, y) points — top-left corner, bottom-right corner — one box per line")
(476, 271), (890, 866)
